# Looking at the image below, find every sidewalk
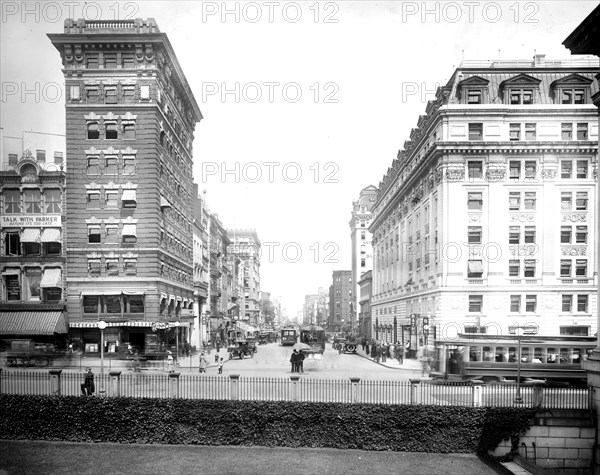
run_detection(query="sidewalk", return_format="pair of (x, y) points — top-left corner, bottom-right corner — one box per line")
(353, 345), (431, 377)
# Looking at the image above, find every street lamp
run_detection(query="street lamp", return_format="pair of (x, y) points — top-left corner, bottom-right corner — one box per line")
(98, 320), (107, 396)
(174, 321), (180, 363)
(513, 324), (524, 404)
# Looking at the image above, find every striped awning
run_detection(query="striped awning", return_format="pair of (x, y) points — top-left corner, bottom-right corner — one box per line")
(40, 228), (62, 243)
(40, 268), (62, 288)
(0, 311), (67, 335)
(20, 228), (41, 243)
(169, 294), (175, 305)
(69, 321), (153, 328)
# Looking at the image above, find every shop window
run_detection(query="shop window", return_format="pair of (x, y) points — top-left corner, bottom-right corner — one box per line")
(5, 232), (21, 256)
(3, 189), (21, 214)
(24, 268), (42, 301)
(44, 189), (62, 213)
(23, 189), (41, 214)
(4, 274), (21, 301)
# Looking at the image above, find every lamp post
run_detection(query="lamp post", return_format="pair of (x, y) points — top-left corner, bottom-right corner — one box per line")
(98, 320), (107, 396)
(513, 324), (524, 404)
(174, 321), (180, 363)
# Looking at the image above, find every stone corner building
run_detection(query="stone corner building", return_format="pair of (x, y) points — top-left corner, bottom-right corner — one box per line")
(48, 18), (202, 352)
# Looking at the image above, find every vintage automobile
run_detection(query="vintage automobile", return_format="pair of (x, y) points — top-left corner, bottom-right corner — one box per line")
(332, 334), (358, 354)
(258, 333), (269, 345)
(228, 339), (257, 359)
(4, 339), (69, 367)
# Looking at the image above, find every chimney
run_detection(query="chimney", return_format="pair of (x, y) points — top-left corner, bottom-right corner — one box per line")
(533, 54), (546, 66)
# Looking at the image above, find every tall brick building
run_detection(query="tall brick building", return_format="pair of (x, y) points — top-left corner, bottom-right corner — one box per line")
(49, 19), (202, 352)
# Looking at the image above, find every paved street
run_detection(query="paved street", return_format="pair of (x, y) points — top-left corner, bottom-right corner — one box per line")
(0, 440), (501, 475)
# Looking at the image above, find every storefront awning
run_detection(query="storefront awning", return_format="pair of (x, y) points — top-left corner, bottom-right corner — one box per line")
(40, 268), (62, 288)
(69, 321), (153, 328)
(160, 292), (168, 303)
(0, 311), (67, 335)
(40, 228), (61, 243)
(20, 228), (41, 243)
(1, 269), (21, 275)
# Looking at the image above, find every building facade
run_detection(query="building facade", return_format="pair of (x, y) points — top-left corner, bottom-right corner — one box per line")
(0, 138), (67, 342)
(370, 56), (599, 352)
(227, 229), (261, 326)
(349, 185), (377, 333)
(192, 185), (209, 349)
(358, 270), (373, 340)
(328, 270), (352, 332)
(49, 18), (202, 353)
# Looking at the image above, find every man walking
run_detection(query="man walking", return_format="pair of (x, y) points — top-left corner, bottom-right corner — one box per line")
(80, 367), (95, 396)
(290, 349), (298, 373)
(198, 352), (208, 373)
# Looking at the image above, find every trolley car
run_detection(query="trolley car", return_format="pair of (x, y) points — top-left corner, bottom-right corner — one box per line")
(280, 325), (299, 346)
(299, 325), (326, 356)
(430, 334), (595, 383)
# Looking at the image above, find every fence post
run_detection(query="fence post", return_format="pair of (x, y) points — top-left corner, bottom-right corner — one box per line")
(349, 377), (361, 403)
(532, 382), (545, 408)
(229, 374), (240, 401)
(471, 380), (483, 407)
(168, 372), (180, 398)
(290, 375), (301, 402)
(109, 371), (121, 397)
(49, 369), (62, 396)
(409, 379), (421, 405)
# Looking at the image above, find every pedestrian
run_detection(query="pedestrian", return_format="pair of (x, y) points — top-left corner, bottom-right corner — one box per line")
(198, 352), (208, 373)
(381, 344), (387, 363)
(298, 350), (305, 374)
(80, 367), (95, 396)
(389, 342), (396, 361)
(361, 337), (366, 352)
(216, 340), (221, 352)
(376, 345), (381, 363)
(365, 340), (369, 355)
(215, 352), (219, 363)
(370, 341), (377, 359)
(397, 343), (404, 365)
(218, 357), (224, 374)
(167, 349), (174, 373)
(290, 349), (298, 373)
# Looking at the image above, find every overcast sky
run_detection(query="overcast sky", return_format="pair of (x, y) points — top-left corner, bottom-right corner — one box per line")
(1, 1), (597, 319)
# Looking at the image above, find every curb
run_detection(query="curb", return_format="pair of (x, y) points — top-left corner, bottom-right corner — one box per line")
(352, 347), (428, 374)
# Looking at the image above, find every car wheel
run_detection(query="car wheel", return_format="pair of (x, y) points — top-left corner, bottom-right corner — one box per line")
(346, 344), (356, 353)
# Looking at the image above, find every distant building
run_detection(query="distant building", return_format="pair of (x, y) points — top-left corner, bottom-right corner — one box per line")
(227, 229), (261, 326)
(328, 270), (352, 332)
(192, 185), (210, 348)
(370, 56), (599, 351)
(349, 185), (377, 333)
(358, 270), (373, 340)
(49, 18), (202, 353)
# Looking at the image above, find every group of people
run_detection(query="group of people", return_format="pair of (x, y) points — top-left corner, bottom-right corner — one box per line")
(289, 349), (305, 373)
(198, 352), (224, 374)
(359, 338), (408, 365)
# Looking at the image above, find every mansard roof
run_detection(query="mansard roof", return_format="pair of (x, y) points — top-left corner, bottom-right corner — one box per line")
(499, 73), (542, 89)
(456, 75), (490, 88)
(549, 72), (594, 88)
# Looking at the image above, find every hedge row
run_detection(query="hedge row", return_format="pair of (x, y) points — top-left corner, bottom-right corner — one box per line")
(0, 395), (535, 454)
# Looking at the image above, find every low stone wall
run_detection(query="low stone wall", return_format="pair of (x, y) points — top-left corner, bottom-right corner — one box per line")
(490, 409), (595, 474)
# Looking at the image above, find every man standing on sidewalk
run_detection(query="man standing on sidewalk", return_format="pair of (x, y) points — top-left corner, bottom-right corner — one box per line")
(396, 342), (404, 365)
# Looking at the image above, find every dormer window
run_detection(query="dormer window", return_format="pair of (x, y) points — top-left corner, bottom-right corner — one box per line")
(456, 75), (489, 105)
(550, 74), (593, 105)
(467, 90), (482, 104)
(509, 89), (533, 105)
(499, 74), (541, 105)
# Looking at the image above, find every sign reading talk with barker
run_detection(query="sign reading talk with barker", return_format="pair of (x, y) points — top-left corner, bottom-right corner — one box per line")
(1, 215), (61, 227)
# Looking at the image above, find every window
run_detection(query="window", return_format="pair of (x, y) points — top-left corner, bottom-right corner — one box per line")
(509, 192), (520, 210)
(561, 226), (572, 244)
(105, 225), (118, 243)
(122, 85), (135, 102)
(576, 160), (588, 179)
(45, 242), (61, 256)
(70, 85), (80, 100)
(560, 326), (589, 336)
(509, 260), (519, 277)
(468, 161), (483, 179)
(122, 53), (135, 69)
(576, 192), (588, 210)
(105, 122), (118, 140)
(104, 87), (117, 104)
(88, 225), (101, 243)
(104, 156), (118, 175)
(524, 192), (536, 210)
(23, 241), (40, 256)
(524, 161), (536, 179)
(127, 295), (144, 313)
(468, 226), (482, 244)
(88, 260), (101, 277)
(5, 232), (21, 256)
(561, 192), (572, 210)
(106, 259), (119, 276)
(509, 123), (521, 141)
(575, 226), (587, 244)
(524, 260), (536, 278)
(54, 152), (63, 165)
(561, 123), (573, 140)
(140, 85), (150, 100)
(524, 123), (536, 140)
(467, 90), (482, 104)
(468, 295), (483, 312)
(510, 89), (533, 104)
(467, 192), (482, 210)
(3, 189), (21, 214)
(509, 161), (521, 180)
(24, 268), (42, 301)
(36, 150), (46, 162)
(86, 155), (100, 175)
(361, 258), (366, 267)
(524, 226), (536, 244)
(123, 122), (136, 140)
(577, 295), (589, 312)
(23, 189), (41, 214)
(360, 231), (366, 240)
(86, 191), (101, 209)
(106, 295), (121, 313)
(3, 274), (20, 301)
(561, 89), (586, 104)
(467, 260), (483, 278)
(86, 54), (98, 69)
(509, 226), (520, 244)
(122, 155), (136, 175)
(561, 160), (573, 179)
(575, 259), (587, 277)
(468, 123), (483, 141)
(124, 259), (137, 275)
(562, 295), (572, 312)
(43, 189), (61, 213)
(83, 295), (99, 313)
(104, 54), (117, 69)
(86, 87), (99, 103)
(560, 259), (572, 277)
(87, 122), (100, 139)
(105, 191), (118, 209)
(525, 295), (537, 312)
(122, 224), (137, 244)
(510, 295), (521, 312)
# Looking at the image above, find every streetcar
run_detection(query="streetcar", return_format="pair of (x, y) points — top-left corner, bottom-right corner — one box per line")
(299, 325), (326, 356)
(430, 333), (595, 384)
(280, 325), (299, 346)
